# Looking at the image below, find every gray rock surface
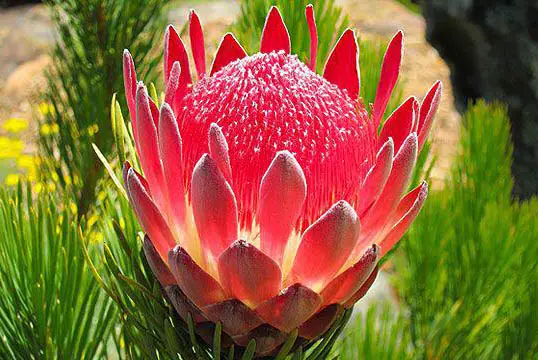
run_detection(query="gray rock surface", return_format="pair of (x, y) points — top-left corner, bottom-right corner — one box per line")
(338, 0), (461, 190)
(1, 0), (40, 8)
(0, 4), (53, 80)
(421, 0), (538, 198)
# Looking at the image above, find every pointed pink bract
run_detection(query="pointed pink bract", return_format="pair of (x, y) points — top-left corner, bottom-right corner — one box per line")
(218, 240), (282, 306)
(378, 97), (418, 151)
(208, 123), (233, 185)
(373, 31), (403, 127)
(164, 25), (192, 85)
(210, 33), (247, 76)
(259, 151), (307, 265)
(343, 266), (379, 308)
(320, 245), (378, 305)
(169, 246), (228, 307)
(380, 181), (428, 255)
(189, 10), (206, 79)
(164, 61), (181, 109)
(143, 235), (176, 286)
(122, 49), (137, 128)
(290, 201), (360, 290)
(123, 161), (150, 196)
(191, 154), (238, 260)
(305, 5), (318, 71)
(204, 300), (263, 337)
(361, 132), (418, 234)
(158, 103), (186, 229)
(299, 304), (343, 340)
(323, 29), (360, 100)
(135, 85), (166, 209)
(260, 7), (291, 54)
(358, 139), (394, 216)
(126, 169), (175, 259)
(165, 285), (208, 324)
(418, 81), (443, 149)
(255, 284), (322, 332)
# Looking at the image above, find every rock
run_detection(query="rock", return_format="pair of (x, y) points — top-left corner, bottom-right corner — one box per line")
(1, 1), (41, 8)
(4, 54), (50, 103)
(338, 0), (461, 189)
(168, 0), (240, 63)
(0, 4), (54, 79)
(420, 0), (538, 198)
(168, 0), (239, 26)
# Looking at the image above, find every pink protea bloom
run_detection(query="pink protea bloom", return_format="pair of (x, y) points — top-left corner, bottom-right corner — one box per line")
(122, 6), (441, 356)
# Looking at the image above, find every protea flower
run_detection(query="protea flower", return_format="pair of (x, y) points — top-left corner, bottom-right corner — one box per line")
(122, 5), (441, 357)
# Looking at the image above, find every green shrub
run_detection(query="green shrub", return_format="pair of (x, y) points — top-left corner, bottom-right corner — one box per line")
(500, 198), (538, 359)
(394, 101), (538, 359)
(0, 183), (117, 359)
(39, 0), (167, 217)
(337, 303), (412, 360)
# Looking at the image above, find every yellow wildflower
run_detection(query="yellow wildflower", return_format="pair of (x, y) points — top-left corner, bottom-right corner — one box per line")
(2, 118), (28, 134)
(16, 155), (36, 170)
(34, 183), (44, 193)
(87, 214), (99, 229)
(98, 191), (107, 202)
(26, 172), (37, 182)
(4, 174), (20, 186)
(0, 137), (23, 159)
(69, 201), (78, 215)
(90, 232), (104, 244)
(40, 123), (59, 136)
(88, 124), (99, 136)
(15, 156), (38, 181)
(39, 102), (55, 116)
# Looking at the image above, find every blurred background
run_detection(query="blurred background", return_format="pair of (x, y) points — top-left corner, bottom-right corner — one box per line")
(0, 0), (536, 359)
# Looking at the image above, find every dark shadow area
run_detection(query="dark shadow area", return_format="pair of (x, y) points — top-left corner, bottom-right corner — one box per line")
(420, 0), (538, 198)
(1, 0), (40, 8)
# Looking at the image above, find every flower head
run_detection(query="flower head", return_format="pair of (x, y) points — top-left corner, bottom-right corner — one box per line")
(123, 5), (441, 356)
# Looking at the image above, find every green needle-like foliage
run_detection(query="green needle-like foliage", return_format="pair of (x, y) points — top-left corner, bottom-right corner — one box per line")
(0, 183), (117, 359)
(500, 198), (538, 359)
(38, 0), (167, 218)
(337, 303), (412, 360)
(394, 101), (538, 359)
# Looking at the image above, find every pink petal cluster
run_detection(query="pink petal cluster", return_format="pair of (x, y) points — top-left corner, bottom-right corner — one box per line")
(122, 6), (441, 356)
